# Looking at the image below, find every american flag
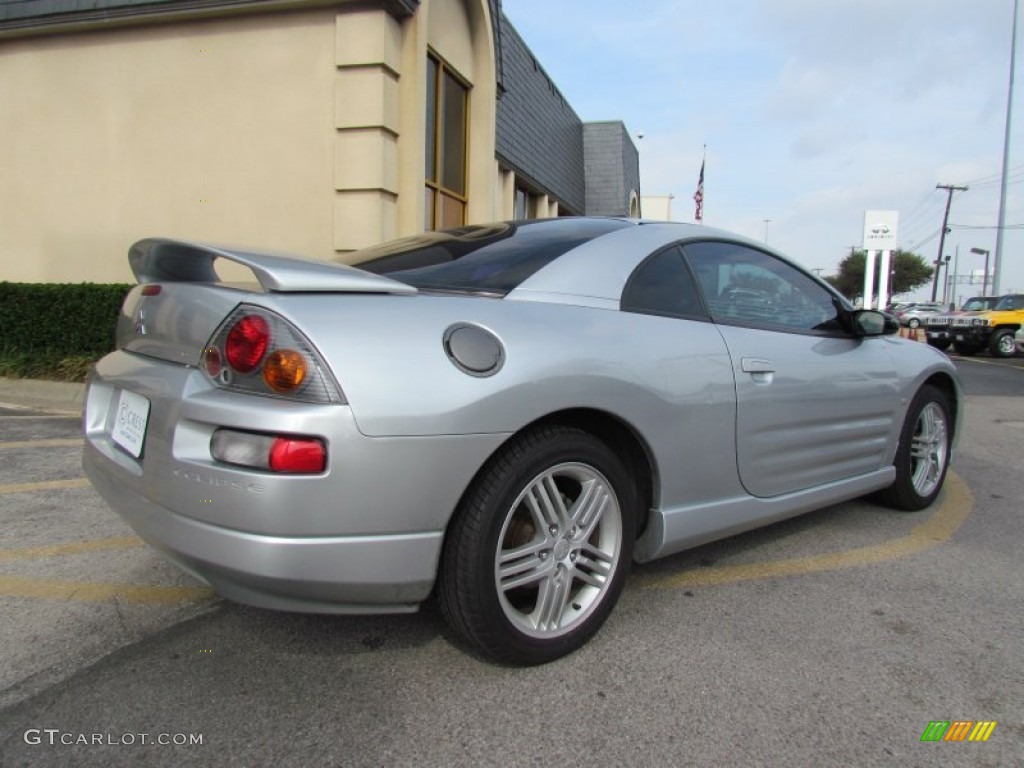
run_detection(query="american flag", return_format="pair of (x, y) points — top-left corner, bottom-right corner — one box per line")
(693, 158), (705, 223)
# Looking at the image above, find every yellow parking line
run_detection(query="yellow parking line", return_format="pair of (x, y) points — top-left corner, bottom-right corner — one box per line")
(0, 535), (143, 563)
(951, 356), (1024, 370)
(641, 471), (972, 590)
(0, 478), (91, 495)
(0, 438), (82, 449)
(0, 576), (214, 604)
(0, 414), (81, 420)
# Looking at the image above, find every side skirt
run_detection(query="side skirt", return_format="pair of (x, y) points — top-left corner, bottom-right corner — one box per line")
(634, 468), (896, 563)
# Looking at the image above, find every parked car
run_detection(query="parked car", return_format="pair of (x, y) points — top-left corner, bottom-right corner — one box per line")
(884, 301), (913, 314)
(925, 296), (1002, 350)
(950, 293), (1024, 357)
(895, 302), (946, 328)
(83, 218), (962, 665)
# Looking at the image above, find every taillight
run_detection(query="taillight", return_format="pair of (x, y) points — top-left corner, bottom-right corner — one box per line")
(211, 429), (326, 474)
(269, 437), (325, 473)
(225, 315), (269, 373)
(202, 305), (344, 403)
(263, 349), (307, 393)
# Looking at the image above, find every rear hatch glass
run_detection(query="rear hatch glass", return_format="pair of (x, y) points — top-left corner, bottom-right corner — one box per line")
(340, 218), (632, 295)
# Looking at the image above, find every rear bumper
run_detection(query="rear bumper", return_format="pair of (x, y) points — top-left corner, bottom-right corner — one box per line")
(82, 350), (509, 613)
(84, 450), (441, 612)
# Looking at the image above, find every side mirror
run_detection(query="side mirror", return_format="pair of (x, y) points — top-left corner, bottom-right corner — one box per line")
(852, 309), (899, 337)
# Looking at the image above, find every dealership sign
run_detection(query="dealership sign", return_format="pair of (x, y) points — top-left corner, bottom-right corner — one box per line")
(863, 210), (899, 251)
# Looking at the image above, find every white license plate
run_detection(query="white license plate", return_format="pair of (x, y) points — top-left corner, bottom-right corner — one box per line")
(955, 335), (965, 341)
(111, 390), (150, 458)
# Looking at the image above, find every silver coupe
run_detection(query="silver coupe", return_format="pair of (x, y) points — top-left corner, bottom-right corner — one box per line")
(83, 218), (961, 664)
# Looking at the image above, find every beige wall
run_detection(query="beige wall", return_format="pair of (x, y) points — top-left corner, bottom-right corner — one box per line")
(1, 11), (340, 282)
(0, 0), (498, 282)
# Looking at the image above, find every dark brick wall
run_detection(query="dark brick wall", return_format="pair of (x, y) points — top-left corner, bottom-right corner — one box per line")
(583, 121), (639, 217)
(495, 17), (586, 214)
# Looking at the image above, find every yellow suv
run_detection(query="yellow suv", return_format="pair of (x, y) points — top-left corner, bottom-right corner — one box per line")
(950, 293), (1024, 357)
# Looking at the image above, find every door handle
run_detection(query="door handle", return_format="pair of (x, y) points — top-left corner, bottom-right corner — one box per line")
(741, 358), (775, 374)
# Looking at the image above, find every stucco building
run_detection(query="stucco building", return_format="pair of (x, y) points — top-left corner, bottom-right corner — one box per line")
(0, 0), (640, 283)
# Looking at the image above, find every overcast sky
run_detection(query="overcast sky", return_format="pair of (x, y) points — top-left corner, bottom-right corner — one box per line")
(503, 0), (1024, 301)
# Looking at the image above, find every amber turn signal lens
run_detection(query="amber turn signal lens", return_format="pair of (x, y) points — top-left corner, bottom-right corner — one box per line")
(262, 349), (307, 393)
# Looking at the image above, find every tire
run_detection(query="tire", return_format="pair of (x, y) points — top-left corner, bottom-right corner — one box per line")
(873, 385), (952, 511)
(439, 425), (634, 665)
(988, 329), (1016, 358)
(952, 341), (980, 356)
(908, 318), (921, 329)
(927, 338), (951, 351)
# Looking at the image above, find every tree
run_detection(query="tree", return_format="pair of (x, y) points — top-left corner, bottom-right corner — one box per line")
(824, 249), (933, 302)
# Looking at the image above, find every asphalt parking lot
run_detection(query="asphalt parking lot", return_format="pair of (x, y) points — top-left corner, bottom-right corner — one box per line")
(0, 355), (1022, 767)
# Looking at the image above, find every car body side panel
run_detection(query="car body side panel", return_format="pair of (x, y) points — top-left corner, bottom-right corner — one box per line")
(717, 325), (901, 498)
(258, 293), (746, 515)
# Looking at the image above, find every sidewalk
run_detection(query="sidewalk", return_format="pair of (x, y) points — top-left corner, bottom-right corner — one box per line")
(0, 377), (85, 413)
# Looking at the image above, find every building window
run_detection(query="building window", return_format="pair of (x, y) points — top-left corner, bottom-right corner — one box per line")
(425, 53), (469, 230)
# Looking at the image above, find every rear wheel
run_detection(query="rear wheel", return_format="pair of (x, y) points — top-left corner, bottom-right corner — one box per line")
(439, 425), (634, 665)
(873, 385), (951, 511)
(988, 329), (1016, 358)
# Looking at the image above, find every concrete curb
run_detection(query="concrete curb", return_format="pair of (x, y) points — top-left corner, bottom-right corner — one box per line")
(0, 377), (86, 413)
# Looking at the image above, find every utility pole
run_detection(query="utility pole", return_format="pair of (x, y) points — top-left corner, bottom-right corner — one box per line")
(931, 184), (968, 301)
(994, 0), (1019, 296)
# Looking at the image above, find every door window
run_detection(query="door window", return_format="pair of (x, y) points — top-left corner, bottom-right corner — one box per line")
(683, 241), (843, 333)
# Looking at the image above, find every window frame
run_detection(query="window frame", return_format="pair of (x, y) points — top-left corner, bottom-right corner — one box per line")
(425, 51), (471, 231)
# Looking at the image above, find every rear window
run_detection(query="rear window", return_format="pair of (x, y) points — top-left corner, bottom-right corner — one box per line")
(340, 218), (632, 295)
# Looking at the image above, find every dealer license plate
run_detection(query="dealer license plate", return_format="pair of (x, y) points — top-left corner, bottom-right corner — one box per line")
(111, 389), (150, 458)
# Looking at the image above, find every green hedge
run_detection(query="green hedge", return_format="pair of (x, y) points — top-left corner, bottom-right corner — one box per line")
(0, 282), (134, 380)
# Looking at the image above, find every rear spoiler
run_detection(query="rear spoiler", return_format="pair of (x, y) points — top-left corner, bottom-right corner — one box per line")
(128, 238), (417, 294)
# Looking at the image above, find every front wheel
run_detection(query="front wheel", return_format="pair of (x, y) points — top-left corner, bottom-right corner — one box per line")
(908, 318), (921, 329)
(873, 385), (952, 511)
(927, 338), (952, 351)
(988, 329), (1016, 358)
(952, 341), (980, 356)
(439, 425), (634, 665)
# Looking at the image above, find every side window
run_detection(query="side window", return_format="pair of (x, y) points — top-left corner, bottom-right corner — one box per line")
(683, 241), (842, 333)
(621, 247), (707, 319)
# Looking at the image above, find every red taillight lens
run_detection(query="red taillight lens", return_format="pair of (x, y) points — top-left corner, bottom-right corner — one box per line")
(269, 437), (326, 473)
(225, 315), (270, 373)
